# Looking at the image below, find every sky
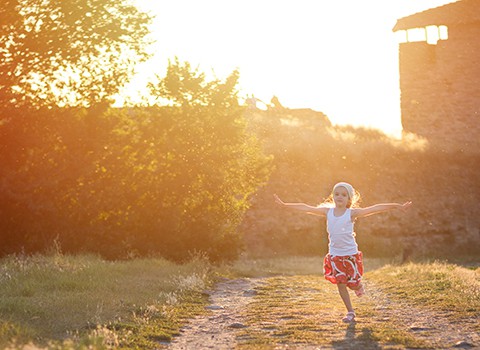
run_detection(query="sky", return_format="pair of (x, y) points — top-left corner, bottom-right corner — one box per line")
(124, 0), (458, 137)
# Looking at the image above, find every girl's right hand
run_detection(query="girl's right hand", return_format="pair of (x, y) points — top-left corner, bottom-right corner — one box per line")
(273, 194), (284, 205)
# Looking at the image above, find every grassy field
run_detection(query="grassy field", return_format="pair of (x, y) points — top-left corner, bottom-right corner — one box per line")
(0, 252), (215, 349)
(368, 261), (480, 314)
(0, 253), (478, 349)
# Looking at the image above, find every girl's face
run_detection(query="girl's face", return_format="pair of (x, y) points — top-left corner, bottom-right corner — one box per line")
(333, 186), (350, 208)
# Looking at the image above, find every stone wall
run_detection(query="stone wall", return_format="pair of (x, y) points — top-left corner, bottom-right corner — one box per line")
(399, 23), (480, 153)
(240, 109), (480, 259)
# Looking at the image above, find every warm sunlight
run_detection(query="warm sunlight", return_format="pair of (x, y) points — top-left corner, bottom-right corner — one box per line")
(2, 0), (479, 346)
(124, 0), (458, 137)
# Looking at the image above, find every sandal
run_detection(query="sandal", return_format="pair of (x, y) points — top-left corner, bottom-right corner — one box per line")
(354, 283), (365, 297)
(342, 311), (356, 323)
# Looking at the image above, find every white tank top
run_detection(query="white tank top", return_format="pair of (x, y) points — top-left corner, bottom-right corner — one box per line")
(327, 208), (358, 256)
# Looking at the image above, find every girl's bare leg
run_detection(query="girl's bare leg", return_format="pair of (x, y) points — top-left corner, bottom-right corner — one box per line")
(337, 283), (354, 312)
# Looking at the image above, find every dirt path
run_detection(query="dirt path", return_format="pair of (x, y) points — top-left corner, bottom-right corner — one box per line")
(169, 278), (263, 350)
(167, 276), (479, 349)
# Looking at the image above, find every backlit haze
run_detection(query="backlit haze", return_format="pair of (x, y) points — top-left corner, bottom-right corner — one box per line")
(123, 0), (458, 138)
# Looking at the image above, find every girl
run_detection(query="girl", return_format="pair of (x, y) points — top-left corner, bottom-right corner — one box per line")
(274, 182), (412, 323)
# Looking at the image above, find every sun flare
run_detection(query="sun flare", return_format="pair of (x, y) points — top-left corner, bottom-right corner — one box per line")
(125, 0), (458, 137)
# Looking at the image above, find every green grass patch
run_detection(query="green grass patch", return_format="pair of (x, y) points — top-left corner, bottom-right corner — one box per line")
(0, 253), (215, 349)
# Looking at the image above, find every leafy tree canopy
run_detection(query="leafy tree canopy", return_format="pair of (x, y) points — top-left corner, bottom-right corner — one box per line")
(0, 0), (152, 110)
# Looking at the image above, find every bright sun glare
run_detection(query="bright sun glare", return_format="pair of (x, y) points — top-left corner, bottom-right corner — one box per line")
(124, 0), (458, 138)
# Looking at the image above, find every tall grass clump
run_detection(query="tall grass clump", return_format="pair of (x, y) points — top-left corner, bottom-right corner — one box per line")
(0, 252), (214, 349)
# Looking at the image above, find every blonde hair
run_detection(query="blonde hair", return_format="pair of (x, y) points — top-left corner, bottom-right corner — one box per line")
(319, 183), (361, 208)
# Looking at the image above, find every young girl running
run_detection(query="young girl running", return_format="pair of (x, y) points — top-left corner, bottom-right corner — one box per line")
(274, 182), (412, 323)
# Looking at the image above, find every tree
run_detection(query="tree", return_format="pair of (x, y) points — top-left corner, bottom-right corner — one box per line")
(0, 0), (153, 257)
(0, 0), (152, 110)
(115, 58), (271, 260)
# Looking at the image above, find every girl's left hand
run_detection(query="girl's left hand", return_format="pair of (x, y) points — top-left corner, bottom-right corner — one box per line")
(400, 201), (413, 211)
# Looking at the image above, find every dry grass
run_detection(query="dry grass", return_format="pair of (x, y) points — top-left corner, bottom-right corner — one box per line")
(367, 261), (480, 315)
(0, 252), (214, 349)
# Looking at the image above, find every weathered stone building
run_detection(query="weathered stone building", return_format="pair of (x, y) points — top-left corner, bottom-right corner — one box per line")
(393, 0), (480, 152)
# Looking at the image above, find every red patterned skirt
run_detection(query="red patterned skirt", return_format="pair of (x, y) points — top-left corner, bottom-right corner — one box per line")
(323, 251), (364, 289)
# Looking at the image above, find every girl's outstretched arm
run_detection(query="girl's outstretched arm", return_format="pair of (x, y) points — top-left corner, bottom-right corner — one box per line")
(352, 201), (412, 219)
(274, 194), (328, 217)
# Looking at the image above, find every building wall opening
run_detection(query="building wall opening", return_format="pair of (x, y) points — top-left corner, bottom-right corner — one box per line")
(395, 25), (448, 45)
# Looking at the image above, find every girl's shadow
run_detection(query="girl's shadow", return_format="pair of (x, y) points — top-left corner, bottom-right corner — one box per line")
(332, 323), (382, 349)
